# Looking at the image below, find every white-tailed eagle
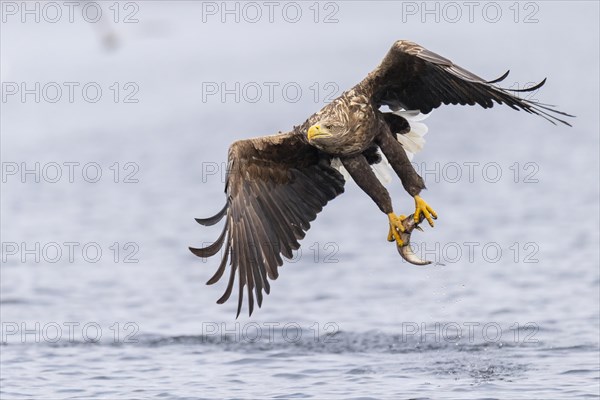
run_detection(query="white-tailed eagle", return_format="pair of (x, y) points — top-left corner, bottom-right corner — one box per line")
(190, 40), (573, 317)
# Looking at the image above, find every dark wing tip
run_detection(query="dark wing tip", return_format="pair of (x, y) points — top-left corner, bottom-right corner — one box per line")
(189, 223), (228, 258)
(216, 296), (227, 305)
(189, 243), (222, 258)
(487, 70), (510, 84)
(516, 78), (547, 92)
(248, 296), (254, 317)
(189, 246), (211, 258)
(236, 290), (243, 319)
(206, 241), (231, 285)
(195, 202), (228, 226)
(217, 289), (231, 305)
(502, 77), (547, 93)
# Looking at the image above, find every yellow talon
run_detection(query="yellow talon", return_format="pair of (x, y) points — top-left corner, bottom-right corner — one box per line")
(414, 195), (437, 227)
(387, 213), (407, 246)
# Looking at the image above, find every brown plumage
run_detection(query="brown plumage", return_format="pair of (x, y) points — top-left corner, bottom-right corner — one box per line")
(190, 40), (573, 317)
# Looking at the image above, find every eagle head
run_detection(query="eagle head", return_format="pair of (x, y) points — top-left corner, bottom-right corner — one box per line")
(307, 120), (346, 150)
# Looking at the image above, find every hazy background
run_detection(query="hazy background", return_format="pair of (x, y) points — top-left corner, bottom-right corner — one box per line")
(1, 1), (599, 399)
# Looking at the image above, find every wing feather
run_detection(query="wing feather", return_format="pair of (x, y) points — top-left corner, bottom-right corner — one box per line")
(191, 131), (345, 316)
(205, 236), (230, 285)
(194, 202), (228, 226)
(189, 223), (227, 257)
(369, 40), (573, 125)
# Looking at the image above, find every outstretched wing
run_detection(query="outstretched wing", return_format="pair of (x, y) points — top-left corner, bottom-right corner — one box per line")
(190, 131), (345, 317)
(368, 40), (573, 125)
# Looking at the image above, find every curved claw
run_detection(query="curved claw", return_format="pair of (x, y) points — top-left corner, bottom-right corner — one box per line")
(397, 212), (432, 266)
(387, 213), (407, 246)
(414, 195), (437, 227)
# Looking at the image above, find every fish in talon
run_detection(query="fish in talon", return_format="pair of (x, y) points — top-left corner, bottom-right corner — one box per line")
(396, 213), (432, 266)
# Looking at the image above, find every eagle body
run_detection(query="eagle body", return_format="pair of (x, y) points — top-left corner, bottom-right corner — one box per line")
(302, 90), (380, 156)
(191, 40), (572, 317)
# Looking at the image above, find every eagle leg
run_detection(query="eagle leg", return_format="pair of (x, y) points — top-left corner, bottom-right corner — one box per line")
(387, 213), (408, 246)
(413, 195), (437, 227)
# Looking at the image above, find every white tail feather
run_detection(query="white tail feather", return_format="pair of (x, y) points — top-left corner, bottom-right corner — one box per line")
(393, 110), (430, 160)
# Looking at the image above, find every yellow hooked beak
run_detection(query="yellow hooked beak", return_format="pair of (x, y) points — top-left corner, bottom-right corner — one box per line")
(307, 124), (332, 141)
